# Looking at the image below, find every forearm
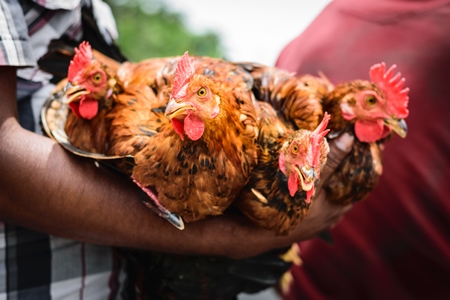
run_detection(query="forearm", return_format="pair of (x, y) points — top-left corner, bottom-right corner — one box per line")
(0, 120), (174, 249)
(0, 116), (292, 257)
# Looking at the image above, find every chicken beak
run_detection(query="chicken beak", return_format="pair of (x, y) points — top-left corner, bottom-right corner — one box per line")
(165, 98), (195, 119)
(294, 166), (315, 192)
(384, 117), (408, 138)
(64, 83), (89, 104)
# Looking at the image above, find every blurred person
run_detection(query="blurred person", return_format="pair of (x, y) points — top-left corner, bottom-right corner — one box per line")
(0, 0), (352, 298)
(276, 0), (450, 299)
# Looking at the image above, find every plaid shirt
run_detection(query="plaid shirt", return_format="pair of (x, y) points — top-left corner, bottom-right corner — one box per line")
(0, 1), (127, 299)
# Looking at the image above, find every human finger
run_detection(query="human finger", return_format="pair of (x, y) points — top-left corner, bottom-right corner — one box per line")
(320, 133), (354, 184)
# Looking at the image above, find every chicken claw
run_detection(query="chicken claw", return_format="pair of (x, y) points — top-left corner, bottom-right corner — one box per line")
(132, 176), (185, 230)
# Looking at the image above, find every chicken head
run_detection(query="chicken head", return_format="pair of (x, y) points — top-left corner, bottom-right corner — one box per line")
(338, 63), (409, 143)
(65, 41), (116, 120)
(279, 112), (331, 202)
(165, 51), (221, 141)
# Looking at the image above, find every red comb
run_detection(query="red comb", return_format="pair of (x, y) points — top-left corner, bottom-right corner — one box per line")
(370, 62), (409, 118)
(171, 51), (195, 99)
(68, 41), (92, 82)
(308, 112), (330, 167)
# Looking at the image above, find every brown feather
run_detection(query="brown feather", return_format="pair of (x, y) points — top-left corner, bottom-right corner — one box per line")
(65, 107), (111, 153)
(238, 63), (329, 131)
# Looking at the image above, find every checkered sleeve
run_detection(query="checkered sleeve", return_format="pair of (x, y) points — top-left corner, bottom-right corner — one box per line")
(1, 2), (118, 299)
(0, 0), (36, 67)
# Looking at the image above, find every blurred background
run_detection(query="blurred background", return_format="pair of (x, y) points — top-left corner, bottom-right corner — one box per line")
(103, 0), (331, 299)
(105, 0), (331, 65)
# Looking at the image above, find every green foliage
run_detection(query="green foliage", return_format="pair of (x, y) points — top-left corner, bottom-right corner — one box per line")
(104, 0), (226, 61)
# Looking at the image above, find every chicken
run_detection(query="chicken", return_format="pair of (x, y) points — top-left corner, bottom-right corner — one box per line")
(235, 103), (331, 235)
(321, 62), (409, 205)
(63, 41), (121, 153)
(105, 51), (259, 224)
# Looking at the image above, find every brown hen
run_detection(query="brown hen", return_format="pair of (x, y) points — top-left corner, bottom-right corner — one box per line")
(235, 103), (331, 235)
(322, 63), (409, 205)
(107, 52), (259, 224)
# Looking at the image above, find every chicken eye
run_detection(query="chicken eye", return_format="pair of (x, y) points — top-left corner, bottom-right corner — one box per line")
(197, 87), (207, 97)
(92, 72), (103, 85)
(365, 95), (377, 106)
(292, 144), (299, 154)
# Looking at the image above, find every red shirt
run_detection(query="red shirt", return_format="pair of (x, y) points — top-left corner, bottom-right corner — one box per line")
(276, 0), (450, 299)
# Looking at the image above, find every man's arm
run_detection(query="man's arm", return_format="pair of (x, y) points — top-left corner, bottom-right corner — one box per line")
(0, 66), (352, 259)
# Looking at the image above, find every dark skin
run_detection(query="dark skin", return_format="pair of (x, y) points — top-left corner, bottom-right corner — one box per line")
(0, 66), (353, 259)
